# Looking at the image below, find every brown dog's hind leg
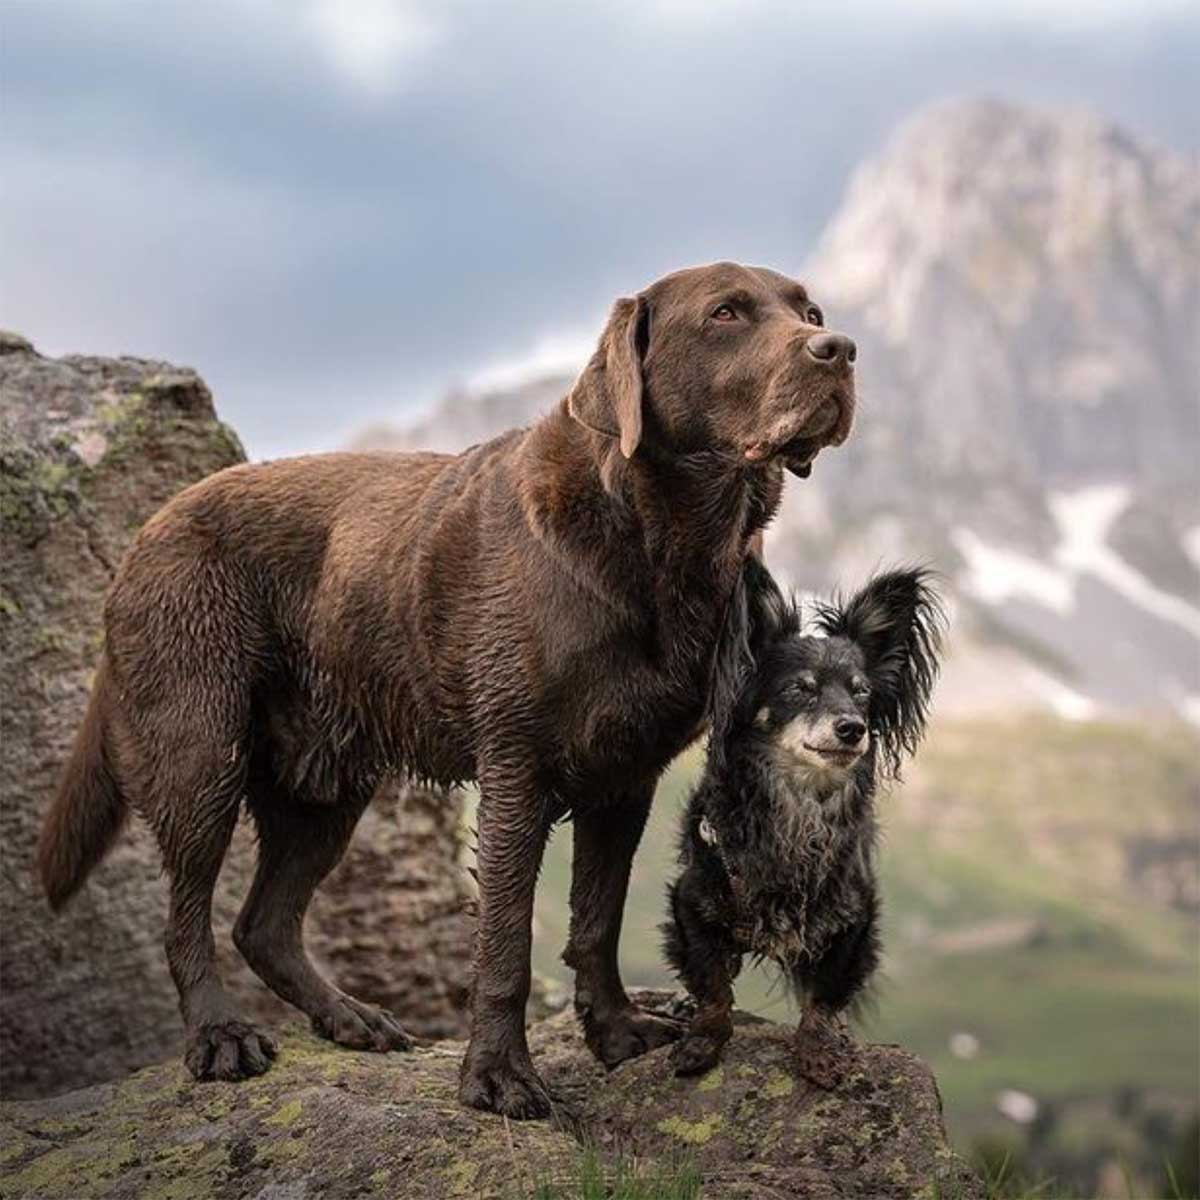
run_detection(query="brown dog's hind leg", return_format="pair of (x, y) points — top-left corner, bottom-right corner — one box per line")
(159, 767), (278, 1082)
(459, 761), (553, 1120)
(564, 789), (684, 1068)
(234, 793), (411, 1053)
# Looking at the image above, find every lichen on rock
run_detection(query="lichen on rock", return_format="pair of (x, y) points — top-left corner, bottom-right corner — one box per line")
(0, 336), (474, 1102)
(0, 993), (980, 1199)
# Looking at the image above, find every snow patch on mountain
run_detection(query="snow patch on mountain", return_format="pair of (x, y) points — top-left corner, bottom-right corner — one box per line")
(1183, 526), (1200, 573)
(1050, 485), (1200, 638)
(953, 528), (1074, 614)
(1020, 664), (1098, 722)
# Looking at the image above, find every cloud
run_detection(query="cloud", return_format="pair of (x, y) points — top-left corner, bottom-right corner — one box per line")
(1, 1), (1196, 456)
(302, 0), (440, 95)
(468, 330), (594, 393)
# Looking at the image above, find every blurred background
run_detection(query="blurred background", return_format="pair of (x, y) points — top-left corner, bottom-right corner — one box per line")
(3, 1), (1197, 1195)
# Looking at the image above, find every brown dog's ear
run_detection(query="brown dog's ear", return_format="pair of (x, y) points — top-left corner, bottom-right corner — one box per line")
(567, 296), (646, 458)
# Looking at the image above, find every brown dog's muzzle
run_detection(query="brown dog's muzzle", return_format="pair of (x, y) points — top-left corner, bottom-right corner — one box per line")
(744, 331), (857, 475)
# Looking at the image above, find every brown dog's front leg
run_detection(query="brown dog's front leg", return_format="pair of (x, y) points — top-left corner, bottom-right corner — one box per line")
(458, 764), (553, 1120)
(564, 789), (683, 1068)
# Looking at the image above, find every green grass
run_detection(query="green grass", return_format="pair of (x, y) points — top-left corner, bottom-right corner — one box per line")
(868, 944), (1198, 1125)
(523, 1147), (701, 1200)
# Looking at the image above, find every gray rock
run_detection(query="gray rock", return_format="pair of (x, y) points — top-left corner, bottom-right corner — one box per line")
(0, 992), (982, 1199)
(0, 338), (474, 1101)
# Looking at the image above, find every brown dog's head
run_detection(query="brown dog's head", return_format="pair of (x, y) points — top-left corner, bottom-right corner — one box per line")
(568, 262), (855, 476)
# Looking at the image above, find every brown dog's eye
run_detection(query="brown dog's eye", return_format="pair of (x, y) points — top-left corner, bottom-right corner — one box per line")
(711, 304), (738, 322)
(806, 305), (824, 327)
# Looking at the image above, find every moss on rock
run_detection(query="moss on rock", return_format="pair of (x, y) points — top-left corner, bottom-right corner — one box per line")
(0, 997), (982, 1199)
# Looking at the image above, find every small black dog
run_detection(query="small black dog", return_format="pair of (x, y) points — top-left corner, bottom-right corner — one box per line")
(663, 558), (944, 1086)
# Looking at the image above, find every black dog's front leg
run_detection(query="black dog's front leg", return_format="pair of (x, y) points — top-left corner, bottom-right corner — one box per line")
(459, 761), (553, 1119)
(792, 890), (880, 1089)
(564, 787), (683, 1067)
(662, 869), (740, 1076)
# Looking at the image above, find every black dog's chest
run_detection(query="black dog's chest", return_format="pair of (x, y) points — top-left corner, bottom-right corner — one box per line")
(697, 803), (874, 965)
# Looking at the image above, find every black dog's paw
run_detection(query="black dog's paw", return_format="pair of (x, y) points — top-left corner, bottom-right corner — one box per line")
(311, 995), (412, 1053)
(459, 1049), (553, 1120)
(793, 1010), (854, 1090)
(585, 1005), (685, 1069)
(670, 1034), (723, 1077)
(664, 992), (698, 1023)
(185, 1020), (277, 1082)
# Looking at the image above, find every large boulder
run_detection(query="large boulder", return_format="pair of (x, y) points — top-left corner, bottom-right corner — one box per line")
(0, 335), (473, 1101)
(0, 993), (981, 1199)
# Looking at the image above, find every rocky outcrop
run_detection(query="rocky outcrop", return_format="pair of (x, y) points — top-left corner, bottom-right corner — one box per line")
(0, 993), (981, 1200)
(0, 336), (473, 1101)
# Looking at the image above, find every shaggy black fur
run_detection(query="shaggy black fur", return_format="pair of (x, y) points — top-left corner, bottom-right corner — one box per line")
(662, 557), (945, 1085)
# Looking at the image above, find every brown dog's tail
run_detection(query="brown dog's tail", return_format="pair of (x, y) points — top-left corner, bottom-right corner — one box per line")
(37, 657), (128, 910)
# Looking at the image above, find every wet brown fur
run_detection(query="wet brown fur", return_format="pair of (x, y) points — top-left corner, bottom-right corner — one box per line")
(37, 261), (856, 1118)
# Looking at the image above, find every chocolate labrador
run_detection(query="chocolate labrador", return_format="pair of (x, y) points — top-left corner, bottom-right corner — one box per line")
(38, 262), (857, 1118)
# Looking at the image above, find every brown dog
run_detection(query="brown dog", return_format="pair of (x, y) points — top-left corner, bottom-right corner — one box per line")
(38, 262), (856, 1118)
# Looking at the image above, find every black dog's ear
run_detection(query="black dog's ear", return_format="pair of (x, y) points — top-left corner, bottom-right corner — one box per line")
(814, 567), (946, 779)
(567, 296), (648, 459)
(707, 556), (797, 761)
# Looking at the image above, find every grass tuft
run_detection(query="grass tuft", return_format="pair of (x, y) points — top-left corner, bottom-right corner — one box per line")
(524, 1146), (702, 1200)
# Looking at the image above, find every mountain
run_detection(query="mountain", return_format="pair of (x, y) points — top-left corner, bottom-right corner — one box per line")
(353, 98), (1200, 721)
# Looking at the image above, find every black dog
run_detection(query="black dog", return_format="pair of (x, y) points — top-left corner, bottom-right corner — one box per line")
(662, 558), (944, 1086)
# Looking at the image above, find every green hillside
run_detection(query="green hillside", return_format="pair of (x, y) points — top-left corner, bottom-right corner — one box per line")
(524, 718), (1200, 1194)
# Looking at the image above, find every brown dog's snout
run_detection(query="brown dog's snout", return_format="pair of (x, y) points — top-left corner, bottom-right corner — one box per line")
(804, 332), (857, 367)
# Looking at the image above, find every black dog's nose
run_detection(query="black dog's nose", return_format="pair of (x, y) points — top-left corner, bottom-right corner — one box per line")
(834, 717), (866, 745)
(805, 332), (857, 365)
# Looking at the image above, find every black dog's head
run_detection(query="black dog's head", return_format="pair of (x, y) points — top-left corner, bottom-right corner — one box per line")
(711, 559), (946, 784)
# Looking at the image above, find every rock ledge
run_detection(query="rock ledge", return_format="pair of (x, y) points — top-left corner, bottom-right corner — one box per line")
(0, 994), (981, 1199)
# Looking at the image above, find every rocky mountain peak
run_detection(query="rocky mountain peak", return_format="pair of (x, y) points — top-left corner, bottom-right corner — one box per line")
(814, 97), (1199, 332)
(808, 97), (1199, 494)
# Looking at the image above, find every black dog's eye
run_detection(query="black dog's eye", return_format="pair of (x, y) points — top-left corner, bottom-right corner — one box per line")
(711, 304), (738, 322)
(805, 305), (824, 327)
(786, 674), (817, 699)
(852, 681), (871, 700)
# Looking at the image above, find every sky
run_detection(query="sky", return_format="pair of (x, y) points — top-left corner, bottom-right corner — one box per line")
(2, 0), (1198, 458)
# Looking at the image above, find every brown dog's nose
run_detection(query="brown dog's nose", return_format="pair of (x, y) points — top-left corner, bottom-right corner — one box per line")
(805, 332), (857, 366)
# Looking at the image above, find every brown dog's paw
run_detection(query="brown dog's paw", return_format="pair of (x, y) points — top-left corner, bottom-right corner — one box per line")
(311, 995), (412, 1052)
(793, 1010), (854, 1090)
(586, 1005), (685, 1069)
(670, 1033), (724, 1077)
(459, 1052), (553, 1120)
(184, 1021), (277, 1082)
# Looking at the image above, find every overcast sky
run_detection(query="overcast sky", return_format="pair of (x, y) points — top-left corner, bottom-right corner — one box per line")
(3, 0), (1197, 457)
